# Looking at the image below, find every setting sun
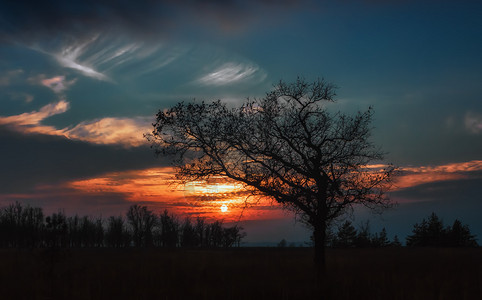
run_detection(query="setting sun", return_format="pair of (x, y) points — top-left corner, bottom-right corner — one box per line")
(221, 204), (228, 212)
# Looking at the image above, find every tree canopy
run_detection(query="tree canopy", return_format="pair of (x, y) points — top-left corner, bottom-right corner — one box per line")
(148, 78), (395, 274)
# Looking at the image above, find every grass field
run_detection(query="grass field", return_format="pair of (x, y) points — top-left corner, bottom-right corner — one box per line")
(0, 247), (480, 299)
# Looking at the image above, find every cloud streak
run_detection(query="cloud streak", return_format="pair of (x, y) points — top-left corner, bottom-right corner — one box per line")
(0, 101), (152, 147)
(31, 35), (187, 82)
(0, 101), (69, 136)
(197, 62), (266, 86)
(394, 160), (482, 190)
(66, 117), (152, 147)
(54, 37), (110, 81)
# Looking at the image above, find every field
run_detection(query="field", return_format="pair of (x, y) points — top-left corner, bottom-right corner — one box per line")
(0, 247), (480, 299)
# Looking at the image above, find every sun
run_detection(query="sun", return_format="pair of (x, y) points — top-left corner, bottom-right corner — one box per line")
(220, 204), (228, 212)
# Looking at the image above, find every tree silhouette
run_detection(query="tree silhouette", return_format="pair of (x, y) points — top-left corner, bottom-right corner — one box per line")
(391, 235), (402, 247)
(195, 216), (206, 247)
(45, 211), (68, 248)
(223, 224), (245, 247)
(105, 216), (131, 247)
(126, 205), (157, 247)
(0, 202), (44, 247)
(406, 212), (445, 247)
(354, 220), (372, 247)
(372, 227), (389, 247)
(180, 217), (197, 247)
(148, 78), (394, 275)
(278, 238), (288, 248)
(159, 209), (179, 247)
(448, 219), (477, 247)
(333, 221), (357, 247)
(406, 213), (478, 247)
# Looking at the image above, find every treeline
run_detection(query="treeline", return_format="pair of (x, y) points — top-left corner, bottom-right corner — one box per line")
(321, 213), (478, 248)
(406, 212), (478, 247)
(0, 202), (245, 248)
(324, 221), (401, 248)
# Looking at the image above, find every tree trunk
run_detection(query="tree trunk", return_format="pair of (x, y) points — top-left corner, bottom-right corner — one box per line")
(313, 222), (327, 280)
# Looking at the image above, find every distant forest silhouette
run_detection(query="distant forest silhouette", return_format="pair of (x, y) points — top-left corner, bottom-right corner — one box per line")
(0, 202), (245, 248)
(305, 213), (477, 248)
(0, 202), (478, 249)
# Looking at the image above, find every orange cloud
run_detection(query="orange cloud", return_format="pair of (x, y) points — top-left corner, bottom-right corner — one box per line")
(68, 168), (177, 202)
(0, 101), (151, 147)
(65, 117), (152, 147)
(0, 100), (69, 136)
(40, 75), (77, 94)
(394, 160), (482, 190)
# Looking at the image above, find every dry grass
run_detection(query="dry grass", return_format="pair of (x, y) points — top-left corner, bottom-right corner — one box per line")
(0, 247), (480, 299)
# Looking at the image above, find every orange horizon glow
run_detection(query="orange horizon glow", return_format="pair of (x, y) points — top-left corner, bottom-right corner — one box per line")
(67, 167), (285, 221)
(63, 160), (482, 219)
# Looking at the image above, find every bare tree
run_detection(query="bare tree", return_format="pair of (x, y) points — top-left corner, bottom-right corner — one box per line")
(148, 78), (394, 275)
(106, 216), (130, 248)
(159, 209), (179, 248)
(180, 217), (197, 247)
(45, 211), (68, 248)
(195, 216), (206, 247)
(126, 205), (157, 247)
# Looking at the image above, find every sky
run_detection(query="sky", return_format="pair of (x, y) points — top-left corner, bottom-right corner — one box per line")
(0, 0), (481, 245)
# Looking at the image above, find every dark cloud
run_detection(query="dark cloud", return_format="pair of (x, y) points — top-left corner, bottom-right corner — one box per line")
(0, 0), (314, 43)
(0, 127), (168, 193)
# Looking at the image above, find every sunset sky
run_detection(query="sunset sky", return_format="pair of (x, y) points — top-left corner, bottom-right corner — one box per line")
(1, 1), (481, 245)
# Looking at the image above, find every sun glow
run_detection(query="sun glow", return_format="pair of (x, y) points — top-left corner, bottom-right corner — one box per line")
(67, 168), (283, 221)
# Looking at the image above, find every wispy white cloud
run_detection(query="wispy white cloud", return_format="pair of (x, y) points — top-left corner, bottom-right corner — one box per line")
(133, 45), (186, 76)
(44, 35), (186, 81)
(0, 101), (151, 147)
(56, 54), (109, 81)
(197, 62), (266, 86)
(54, 36), (110, 81)
(465, 111), (482, 134)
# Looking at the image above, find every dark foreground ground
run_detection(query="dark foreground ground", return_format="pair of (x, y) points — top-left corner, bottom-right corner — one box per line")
(0, 247), (480, 300)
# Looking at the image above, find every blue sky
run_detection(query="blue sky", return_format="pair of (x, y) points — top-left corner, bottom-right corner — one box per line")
(1, 0), (481, 244)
